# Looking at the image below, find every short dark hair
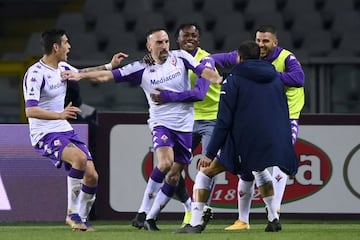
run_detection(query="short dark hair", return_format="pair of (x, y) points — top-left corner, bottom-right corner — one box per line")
(255, 25), (277, 35)
(238, 41), (260, 60)
(40, 28), (66, 54)
(174, 23), (202, 39)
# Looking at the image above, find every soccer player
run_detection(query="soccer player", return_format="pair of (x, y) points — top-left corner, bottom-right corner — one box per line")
(224, 25), (305, 231)
(148, 23), (221, 226)
(175, 41), (299, 234)
(61, 28), (222, 231)
(23, 28), (125, 231)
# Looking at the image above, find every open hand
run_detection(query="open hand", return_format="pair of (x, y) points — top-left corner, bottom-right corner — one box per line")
(111, 52), (129, 67)
(61, 70), (80, 81)
(60, 102), (81, 119)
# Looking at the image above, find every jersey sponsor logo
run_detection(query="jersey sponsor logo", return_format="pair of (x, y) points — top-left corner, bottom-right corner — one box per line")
(150, 71), (181, 85)
(49, 81), (65, 90)
(141, 138), (332, 209)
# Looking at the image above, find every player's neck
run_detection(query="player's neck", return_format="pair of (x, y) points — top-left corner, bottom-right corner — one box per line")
(41, 55), (59, 69)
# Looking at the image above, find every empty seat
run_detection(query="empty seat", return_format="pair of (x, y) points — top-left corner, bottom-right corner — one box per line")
(334, 31), (360, 57)
(330, 10), (360, 40)
(56, 13), (86, 35)
(121, 0), (153, 30)
(233, 0), (250, 11)
(251, 12), (285, 32)
(221, 31), (253, 51)
(1, 51), (25, 61)
(290, 13), (324, 43)
(282, 1), (318, 27)
(131, 13), (166, 50)
(24, 32), (43, 57)
(94, 14), (127, 46)
(202, 0), (234, 15)
(161, 0), (197, 30)
(198, 31), (216, 53)
(244, 0), (278, 15)
(276, 30), (294, 51)
(132, 13), (165, 36)
(105, 32), (138, 59)
(321, 0), (355, 14)
(173, 13), (207, 33)
(83, 0), (116, 28)
(67, 32), (104, 60)
(162, 0), (195, 13)
(201, 0), (235, 28)
(212, 13), (247, 43)
(299, 30), (333, 57)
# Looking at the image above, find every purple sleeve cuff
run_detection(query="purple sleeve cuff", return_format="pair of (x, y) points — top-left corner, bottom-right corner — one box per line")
(25, 100), (39, 108)
(112, 69), (121, 82)
(193, 63), (206, 77)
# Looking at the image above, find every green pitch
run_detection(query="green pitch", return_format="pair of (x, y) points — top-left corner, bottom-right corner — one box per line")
(0, 220), (359, 240)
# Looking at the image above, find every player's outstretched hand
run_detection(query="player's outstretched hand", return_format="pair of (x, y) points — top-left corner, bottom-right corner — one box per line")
(61, 71), (80, 81)
(150, 88), (165, 105)
(60, 102), (81, 120)
(111, 52), (129, 67)
(143, 53), (155, 65)
(199, 156), (212, 169)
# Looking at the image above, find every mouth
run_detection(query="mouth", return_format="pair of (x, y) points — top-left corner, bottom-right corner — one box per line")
(184, 42), (195, 49)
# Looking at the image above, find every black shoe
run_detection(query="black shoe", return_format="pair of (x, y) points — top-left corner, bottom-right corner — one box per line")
(132, 212), (146, 229)
(201, 206), (213, 230)
(144, 219), (160, 231)
(265, 219), (282, 232)
(174, 224), (203, 234)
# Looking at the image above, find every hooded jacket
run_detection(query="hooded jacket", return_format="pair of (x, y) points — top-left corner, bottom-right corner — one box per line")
(206, 59), (298, 176)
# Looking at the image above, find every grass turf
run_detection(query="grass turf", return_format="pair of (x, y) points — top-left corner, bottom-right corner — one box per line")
(0, 219), (359, 240)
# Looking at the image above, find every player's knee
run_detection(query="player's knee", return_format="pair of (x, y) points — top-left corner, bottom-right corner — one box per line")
(156, 159), (172, 173)
(70, 151), (88, 169)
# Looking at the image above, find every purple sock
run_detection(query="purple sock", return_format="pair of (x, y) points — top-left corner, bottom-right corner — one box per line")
(161, 182), (176, 197)
(82, 184), (97, 194)
(150, 167), (166, 183)
(68, 168), (84, 179)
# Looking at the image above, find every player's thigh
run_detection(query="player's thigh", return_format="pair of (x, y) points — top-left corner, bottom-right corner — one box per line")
(62, 143), (87, 167)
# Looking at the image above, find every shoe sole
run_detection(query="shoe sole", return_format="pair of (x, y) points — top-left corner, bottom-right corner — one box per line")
(225, 226), (250, 230)
(65, 217), (87, 231)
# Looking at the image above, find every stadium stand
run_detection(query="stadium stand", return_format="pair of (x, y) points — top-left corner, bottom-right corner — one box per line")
(2, 0), (360, 122)
(55, 12), (87, 35)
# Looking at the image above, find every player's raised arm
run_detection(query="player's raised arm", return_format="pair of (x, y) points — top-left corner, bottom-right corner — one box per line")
(62, 69), (115, 83)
